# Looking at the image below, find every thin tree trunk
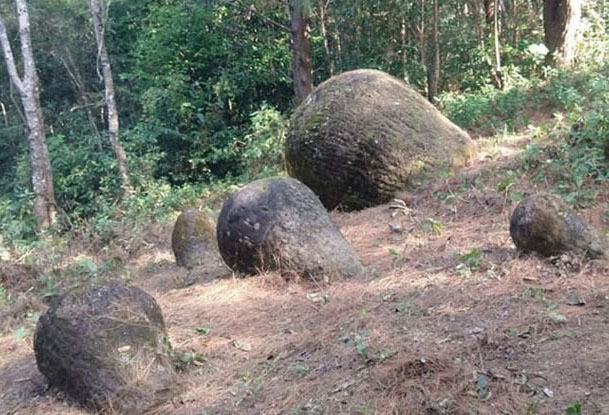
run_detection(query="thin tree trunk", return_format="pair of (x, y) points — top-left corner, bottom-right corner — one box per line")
(427, 0), (439, 102)
(0, 101), (6, 126)
(333, 24), (343, 69)
(289, 0), (314, 105)
(471, 0), (486, 49)
(492, 0), (504, 89)
(512, 0), (520, 45)
(543, 0), (582, 67)
(318, 0), (334, 76)
(0, 0), (57, 230)
(90, 0), (131, 195)
(401, 14), (409, 83)
(420, 0), (427, 69)
(59, 46), (102, 151)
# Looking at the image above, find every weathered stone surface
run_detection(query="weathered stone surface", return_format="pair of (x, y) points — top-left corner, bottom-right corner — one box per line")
(171, 209), (230, 278)
(34, 283), (177, 414)
(286, 69), (475, 210)
(216, 176), (364, 280)
(510, 193), (609, 259)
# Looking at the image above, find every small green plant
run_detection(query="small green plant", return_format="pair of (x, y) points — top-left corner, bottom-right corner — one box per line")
(523, 287), (546, 301)
(565, 403), (582, 415)
(455, 248), (482, 278)
(360, 402), (376, 415)
(345, 329), (372, 359)
(294, 363), (310, 377)
(422, 218), (443, 236)
(175, 350), (207, 370)
(526, 401), (539, 414)
(0, 283), (8, 308)
(14, 326), (30, 342)
(43, 275), (59, 298)
(193, 327), (211, 335)
(497, 170), (519, 193)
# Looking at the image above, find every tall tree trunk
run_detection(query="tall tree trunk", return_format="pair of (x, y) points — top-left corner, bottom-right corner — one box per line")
(0, 0), (57, 230)
(470, 0), (486, 49)
(418, 0), (429, 96)
(543, 0), (582, 67)
(400, 14), (409, 83)
(492, 0), (504, 89)
(289, 0), (313, 105)
(318, 0), (334, 76)
(427, 0), (439, 102)
(90, 0), (131, 196)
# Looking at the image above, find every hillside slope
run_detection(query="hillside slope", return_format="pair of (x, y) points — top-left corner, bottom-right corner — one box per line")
(2, 132), (609, 415)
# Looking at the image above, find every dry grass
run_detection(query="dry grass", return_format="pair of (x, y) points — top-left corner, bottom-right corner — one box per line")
(2, 132), (609, 414)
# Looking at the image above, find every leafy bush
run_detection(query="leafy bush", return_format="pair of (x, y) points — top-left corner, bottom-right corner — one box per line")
(242, 104), (287, 178)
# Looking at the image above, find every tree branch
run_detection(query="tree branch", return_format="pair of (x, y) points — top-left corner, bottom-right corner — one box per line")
(9, 81), (26, 126)
(0, 14), (25, 95)
(225, 0), (292, 32)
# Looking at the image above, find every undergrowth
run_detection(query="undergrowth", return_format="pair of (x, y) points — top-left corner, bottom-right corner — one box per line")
(443, 64), (609, 208)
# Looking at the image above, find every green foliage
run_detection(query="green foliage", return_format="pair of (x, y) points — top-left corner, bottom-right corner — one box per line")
(441, 81), (541, 134)
(565, 403), (582, 415)
(456, 248), (483, 278)
(0, 283), (8, 308)
(514, 66), (609, 206)
(130, 0), (292, 183)
(422, 218), (443, 236)
(242, 104), (287, 178)
(1, 0), (609, 252)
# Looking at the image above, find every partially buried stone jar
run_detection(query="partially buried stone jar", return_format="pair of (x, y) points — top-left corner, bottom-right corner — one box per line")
(216, 176), (364, 280)
(510, 193), (609, 259)
(34, 283), (177, 414)
(171, 209), (230, 277)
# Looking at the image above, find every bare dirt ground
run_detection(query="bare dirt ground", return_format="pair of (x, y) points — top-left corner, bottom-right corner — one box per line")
(2, 131), (609, 414)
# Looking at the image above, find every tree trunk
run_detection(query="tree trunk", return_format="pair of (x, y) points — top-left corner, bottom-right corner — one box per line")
(0, 0), (57, 230)
(543, 0), (582, 67)
(400, 14), (409, 83)
(492, 0), (504, 89)
(427, 0), (439, 103)
(419, 0), (427, 68)
(90, 0), (131, 196)
(470, 0), (486, 49)
(318, 0), (334, 76)
(289, 0), (313, 105)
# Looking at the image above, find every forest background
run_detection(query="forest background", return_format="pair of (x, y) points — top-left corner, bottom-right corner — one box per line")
(0, 0), (606, 255)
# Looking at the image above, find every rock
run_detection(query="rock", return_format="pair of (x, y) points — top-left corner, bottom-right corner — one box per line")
(171, 209), (230, 278)
(510, 193), (609, 259)
(34, 283), (177, 414)
(216, 176), (364, 280)
(286, 69), (475, 210)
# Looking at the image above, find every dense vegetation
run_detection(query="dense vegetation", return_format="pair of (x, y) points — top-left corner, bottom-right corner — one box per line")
(0, 0), (608, 251)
